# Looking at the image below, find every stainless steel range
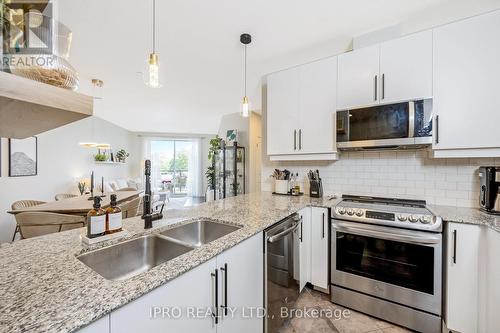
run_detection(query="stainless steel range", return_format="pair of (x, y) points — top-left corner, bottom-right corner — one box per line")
(331, 195), (443, 333)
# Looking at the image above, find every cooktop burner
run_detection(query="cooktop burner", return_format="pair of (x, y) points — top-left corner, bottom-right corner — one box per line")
(333, 195), (442, 232)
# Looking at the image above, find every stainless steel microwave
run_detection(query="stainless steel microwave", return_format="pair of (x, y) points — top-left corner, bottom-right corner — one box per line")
(336, 100), (433, 150)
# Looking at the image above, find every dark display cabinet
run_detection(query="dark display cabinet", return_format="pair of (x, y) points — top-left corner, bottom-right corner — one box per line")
(212, 141), (245, 200)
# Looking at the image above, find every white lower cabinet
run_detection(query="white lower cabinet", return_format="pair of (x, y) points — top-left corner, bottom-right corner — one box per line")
(110, 257), (217, 333)
(297, 207), (329, 291)
(109, 232), (263, 333)
(483, 228), (500, 333)
(298, 208), (311, 291)
(310, 207), (329, 290)
(216, 233), (264, 333)
(445, 223), (481, 333)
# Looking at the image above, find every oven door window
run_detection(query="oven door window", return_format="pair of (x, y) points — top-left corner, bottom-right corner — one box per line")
(336, 232), (434, 294)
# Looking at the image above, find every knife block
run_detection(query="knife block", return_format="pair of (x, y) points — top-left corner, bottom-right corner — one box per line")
(309, 179), (323, 198)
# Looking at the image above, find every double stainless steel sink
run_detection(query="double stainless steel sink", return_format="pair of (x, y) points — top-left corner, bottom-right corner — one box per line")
(160, 219), (240, 247)
(77, 219), (241, 281)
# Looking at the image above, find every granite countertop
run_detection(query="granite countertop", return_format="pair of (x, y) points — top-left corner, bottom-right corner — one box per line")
(431, 204), (500, 233)
(1, 192), (497, 333)
(0, 192), (336, 333)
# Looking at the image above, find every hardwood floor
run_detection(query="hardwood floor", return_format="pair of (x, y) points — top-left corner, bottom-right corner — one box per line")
(278, 287), (413, 333)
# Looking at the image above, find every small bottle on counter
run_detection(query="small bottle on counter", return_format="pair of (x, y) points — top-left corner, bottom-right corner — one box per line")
(290, 173), (296, 194)
(87, 196), (106, 238)
(106, 194), (122, 234)
(295, 173), (301, 193)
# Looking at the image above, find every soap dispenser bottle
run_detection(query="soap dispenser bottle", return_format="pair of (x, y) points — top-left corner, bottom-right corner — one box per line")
(87, 196), (106, 238)
(106, 194), (122, 234)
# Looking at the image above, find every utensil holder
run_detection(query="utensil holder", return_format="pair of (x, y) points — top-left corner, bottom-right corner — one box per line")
(309, 179), (323, 198)
(275, 180), (289, 194)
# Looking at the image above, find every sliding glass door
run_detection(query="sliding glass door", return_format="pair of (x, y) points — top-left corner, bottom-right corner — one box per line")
(149, 139), (200, 197)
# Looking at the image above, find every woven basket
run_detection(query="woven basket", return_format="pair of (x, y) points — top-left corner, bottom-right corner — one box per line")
(9, 55), (79, 90)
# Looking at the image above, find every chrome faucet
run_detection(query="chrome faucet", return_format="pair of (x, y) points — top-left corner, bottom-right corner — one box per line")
(142, 160), (163, 229)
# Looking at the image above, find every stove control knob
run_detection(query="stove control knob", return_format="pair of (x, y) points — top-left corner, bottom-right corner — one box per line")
(336, 207), (346, 215)
(420, 216), (432, 224)
(397, 215), (407, 222)
(355, 209), (364, 217)
(347, 209), (355, 216)
(408, 215), (419, 223)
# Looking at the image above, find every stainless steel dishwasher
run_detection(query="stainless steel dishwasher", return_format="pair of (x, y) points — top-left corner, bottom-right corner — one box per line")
(265, 213), (301, 333)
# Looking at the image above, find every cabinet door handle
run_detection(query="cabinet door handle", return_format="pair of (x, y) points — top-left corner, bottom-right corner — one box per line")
(299, 217), (303, 242)
(294, 130), (297, 150)
(299, 129), (302, 150)
(381, 74), (385, 100)
(452, 230), (457, 264)
(211, 269), (219, 324)
(435, 115), (439, 145)
(374, 75), (378, 101)
(322, 212), (325, 239)
(220, 263), (228, 316)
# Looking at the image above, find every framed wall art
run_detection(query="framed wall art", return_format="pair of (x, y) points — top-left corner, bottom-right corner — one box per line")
(9, 137), (38, 177)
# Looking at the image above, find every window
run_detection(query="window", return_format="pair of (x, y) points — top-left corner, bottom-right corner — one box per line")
(147, 139), (201, 197)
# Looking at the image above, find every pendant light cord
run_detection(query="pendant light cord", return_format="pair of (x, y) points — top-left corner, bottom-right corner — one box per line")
(152, 0), (156, 53)
(244, 44), (247, 96)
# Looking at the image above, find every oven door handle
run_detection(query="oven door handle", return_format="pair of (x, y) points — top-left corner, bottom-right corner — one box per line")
(332, 223), (441, 245)
(268, 222), (300, 243)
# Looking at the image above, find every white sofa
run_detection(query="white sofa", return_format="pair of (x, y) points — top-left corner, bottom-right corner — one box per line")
(104, 178), (144, 192)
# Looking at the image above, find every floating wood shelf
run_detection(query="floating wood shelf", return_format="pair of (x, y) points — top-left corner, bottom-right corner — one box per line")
(0, 71), (93, 139)
(95, 161), (127, 165)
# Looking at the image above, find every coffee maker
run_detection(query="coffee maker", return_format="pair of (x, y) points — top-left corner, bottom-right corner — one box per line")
(479, 166), (500, 214)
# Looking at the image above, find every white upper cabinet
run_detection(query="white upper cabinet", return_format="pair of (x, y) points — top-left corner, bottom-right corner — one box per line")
(338, 31), (433, 110)
(267, 68), (300, 156)
(433, 10), (500, 156)
(298, 57), (337, 154)
(337, 44), (380, 110)
(379, 30), (432, 104)
(267, 57), (338, 160)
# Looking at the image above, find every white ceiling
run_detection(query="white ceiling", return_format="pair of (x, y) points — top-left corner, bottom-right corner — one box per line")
(56, 0), (491, 134)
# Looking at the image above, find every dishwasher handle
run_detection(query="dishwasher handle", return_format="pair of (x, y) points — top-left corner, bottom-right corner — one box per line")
(268, 222), (300, 243)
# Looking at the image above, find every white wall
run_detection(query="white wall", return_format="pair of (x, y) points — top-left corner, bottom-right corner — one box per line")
(0, 117), (140, 243)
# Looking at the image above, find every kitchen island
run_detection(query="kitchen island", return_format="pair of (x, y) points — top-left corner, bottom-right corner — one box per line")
(0, 192), (498, 333)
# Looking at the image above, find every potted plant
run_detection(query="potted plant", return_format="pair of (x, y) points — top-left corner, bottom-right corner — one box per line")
(116, 149), (130, 163)
(94, 152), (107, 162)
(205, 135), (221, 201)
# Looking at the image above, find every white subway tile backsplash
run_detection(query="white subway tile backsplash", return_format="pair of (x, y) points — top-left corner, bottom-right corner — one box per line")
(445, 190), (469, 199)
(435, 197), (457, 206)
(435, 181), (457, 190)
(263, 149), (495, 208)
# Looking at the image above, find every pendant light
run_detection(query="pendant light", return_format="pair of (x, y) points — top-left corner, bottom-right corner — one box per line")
(146, 0), (160, 88)
(91, 79), (104, 99)
(240, 33), (251, 117)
